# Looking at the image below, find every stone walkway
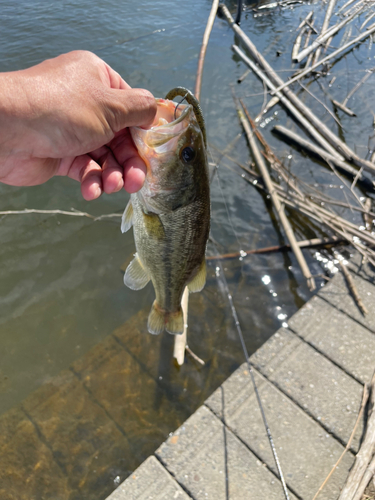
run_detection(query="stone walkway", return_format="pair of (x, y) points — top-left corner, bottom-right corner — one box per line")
(107, 258), (375, 500)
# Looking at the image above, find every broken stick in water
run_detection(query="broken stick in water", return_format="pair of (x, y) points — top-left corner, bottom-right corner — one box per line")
(338, 373), (375, 500)
(339, 261), (369, 315)
(312, 0), (336, 65)
(273, 24), (375, 97)
(332, 99), (357, 117)
(232, 88), (316, 290)
(294, 5), (365, 63)
(207, 237), (346, 260)
(272, 125), (375, 190)
(312, 383), (370, 500)
(220, 5), (375, 172)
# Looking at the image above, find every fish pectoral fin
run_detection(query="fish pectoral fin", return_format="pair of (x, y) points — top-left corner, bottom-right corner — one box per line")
(124, 253), (150, 290)
(142, 211), (165, 239)
(147, 302), (184, 335)
(187, 260), (206, 293)
(121, 199), (133, 233)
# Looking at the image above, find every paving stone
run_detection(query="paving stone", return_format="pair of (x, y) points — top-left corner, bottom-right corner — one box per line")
(107, 456), (191, 500)
(206, 366), (354, 500)
(317, 269), (375, 334)
(156, 405), (298, 500)
(289, 295), (375, 383)
(251, 329), (364, 451)
(0, 406), (69, 500)
(250, 327), (300, 375)
(23, 367), (136, 500)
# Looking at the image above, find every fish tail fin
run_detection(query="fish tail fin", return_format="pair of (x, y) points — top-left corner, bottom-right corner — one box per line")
(166, 309), (184, 335)
(147, 302), (185, 336)
(147, 301), (165, 335)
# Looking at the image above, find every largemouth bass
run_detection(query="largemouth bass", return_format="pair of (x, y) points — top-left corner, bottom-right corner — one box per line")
(121, 88), (210, 335)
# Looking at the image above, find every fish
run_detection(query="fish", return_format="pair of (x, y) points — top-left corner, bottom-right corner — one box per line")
(121, 88), (210, 335)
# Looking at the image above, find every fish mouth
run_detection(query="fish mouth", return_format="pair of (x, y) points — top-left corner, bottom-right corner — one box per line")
(151, 98), (191, 128)
(131, 99), (193, 148)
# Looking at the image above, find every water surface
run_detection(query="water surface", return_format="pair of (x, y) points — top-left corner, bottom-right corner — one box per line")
(0, 0), (374, 498)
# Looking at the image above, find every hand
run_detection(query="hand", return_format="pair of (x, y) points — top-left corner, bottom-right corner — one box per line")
(0, 51), (157, 200)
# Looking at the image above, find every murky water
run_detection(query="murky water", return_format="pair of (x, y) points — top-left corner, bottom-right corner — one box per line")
(0, 0), (374, 498)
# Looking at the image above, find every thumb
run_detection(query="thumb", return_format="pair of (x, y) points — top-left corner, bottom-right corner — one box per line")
(105, 88), (157, 132)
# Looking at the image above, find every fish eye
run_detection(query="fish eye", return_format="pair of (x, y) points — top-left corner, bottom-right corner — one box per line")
(180, 146), (196, 163)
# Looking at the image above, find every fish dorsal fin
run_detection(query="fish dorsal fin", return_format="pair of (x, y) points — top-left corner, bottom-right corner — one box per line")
(124, 253), (150, 290)
(121, 199), (133, 233)
(187, 260), (206, 293)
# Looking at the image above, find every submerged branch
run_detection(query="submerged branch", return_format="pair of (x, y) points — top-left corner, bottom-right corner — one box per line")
(294, 5), (363, 62)
(0, 208), (122, 221)
(207, 237), (347, 260)
(273, 24), (375, 96)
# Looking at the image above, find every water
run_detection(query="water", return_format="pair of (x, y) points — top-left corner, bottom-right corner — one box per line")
(0, 0), (374, 498)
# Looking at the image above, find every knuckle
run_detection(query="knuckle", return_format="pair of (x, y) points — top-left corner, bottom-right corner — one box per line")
(137, 89), (157, 112)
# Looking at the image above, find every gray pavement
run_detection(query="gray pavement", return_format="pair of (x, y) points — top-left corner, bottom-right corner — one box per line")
(108, 259), (375, 500)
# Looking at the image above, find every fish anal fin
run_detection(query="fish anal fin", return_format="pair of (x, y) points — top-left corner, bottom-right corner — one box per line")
(124, 253), (150, 290)
(148, 301), (165, 335)
(187, 260), (206, 293)
(121, 199), (133, 233)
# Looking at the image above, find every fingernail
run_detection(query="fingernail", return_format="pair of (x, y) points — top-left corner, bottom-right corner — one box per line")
(116, 178), (124, 192)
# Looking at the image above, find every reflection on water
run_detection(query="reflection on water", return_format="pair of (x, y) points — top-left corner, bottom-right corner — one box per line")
(0, 0), (374, 498)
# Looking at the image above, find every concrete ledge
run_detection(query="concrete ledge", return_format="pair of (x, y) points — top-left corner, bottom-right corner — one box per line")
(289, 294), (375, 384)
(251, 328), (364, 451)
(106, 456), (191, 500)
(206, 365), (353, 499)
(156, 405), (297, 500)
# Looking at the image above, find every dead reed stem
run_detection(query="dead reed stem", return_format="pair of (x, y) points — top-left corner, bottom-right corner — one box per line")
(220, 6), (375, 171)
(339, 261), (369, 315)
(232, 90), (316, 290)
(273, 24), (375, 98)
(195, 0), (219, 100)
(207, 237), (346, 260)
(312, 384), (370, 500)
(338, 373), (375, 499)
(312, 0), (336, 65)
(295, 5), (363, 62)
